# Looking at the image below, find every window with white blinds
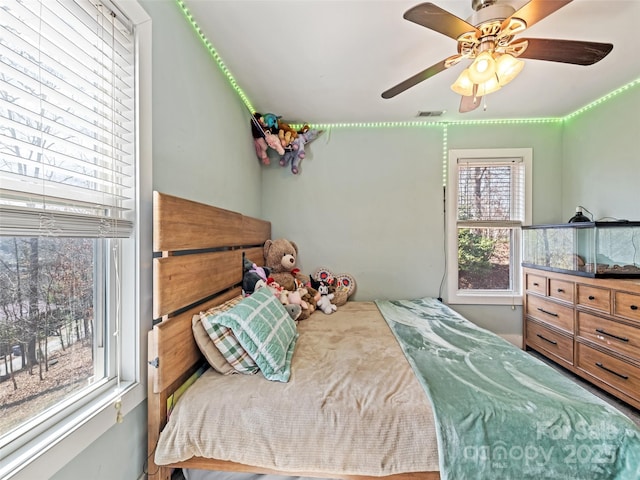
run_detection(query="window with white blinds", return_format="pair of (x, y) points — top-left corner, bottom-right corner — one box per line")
(0, 0), (135, 238)
(447, 148), (532, 305)
(0, 1), (144, 475)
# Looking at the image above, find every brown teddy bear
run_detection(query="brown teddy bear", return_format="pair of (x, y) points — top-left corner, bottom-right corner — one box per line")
(263, 238), (303, 291)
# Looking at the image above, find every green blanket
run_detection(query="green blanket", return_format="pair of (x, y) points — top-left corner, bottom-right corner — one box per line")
(375, 297), (640, 480)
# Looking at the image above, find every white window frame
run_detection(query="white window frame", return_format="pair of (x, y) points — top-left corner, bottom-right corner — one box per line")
(0, 1), (151, 478)
(446, 148), (532, 305)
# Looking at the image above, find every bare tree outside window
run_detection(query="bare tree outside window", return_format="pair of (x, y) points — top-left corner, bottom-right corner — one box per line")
(0, 237), (97, 435)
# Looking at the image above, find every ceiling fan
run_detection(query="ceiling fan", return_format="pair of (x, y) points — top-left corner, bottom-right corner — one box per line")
(381, 0), (613, 112)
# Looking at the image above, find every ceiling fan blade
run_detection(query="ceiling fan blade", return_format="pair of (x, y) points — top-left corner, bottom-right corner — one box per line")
(459, 84), (481, 113)
(502, 0), (573, 32)
(459, 94), (481, 113)
(381, 59), (449, 99)
(517, 38), (613, 65)
(404, 3), (478, 41)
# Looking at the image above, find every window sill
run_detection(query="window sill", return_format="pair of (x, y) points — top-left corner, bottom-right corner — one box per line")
(447, 294), (523, 306)
(1, 382), (145, 480)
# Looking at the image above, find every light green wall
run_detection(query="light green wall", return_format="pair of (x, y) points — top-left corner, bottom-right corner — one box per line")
(50, 403), (147, 480)
(262, 126), (445, 301)
(146, 0), (262, 217)
(562, 86), (640, 221)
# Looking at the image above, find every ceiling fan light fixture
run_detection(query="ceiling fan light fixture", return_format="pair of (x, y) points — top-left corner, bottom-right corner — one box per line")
(495, 53), (524, 87)
(468, 51), (496, 84)
(451, 69), (474, 96)
(476, 75), (501, 96)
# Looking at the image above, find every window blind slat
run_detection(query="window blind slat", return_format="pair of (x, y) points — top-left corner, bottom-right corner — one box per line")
(457, 221), (522, 228)
(0, 205), (133, 238)
(1, 171), (129, 207)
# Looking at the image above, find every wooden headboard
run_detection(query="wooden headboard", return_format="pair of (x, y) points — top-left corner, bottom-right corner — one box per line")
(147, 191), (271, 479)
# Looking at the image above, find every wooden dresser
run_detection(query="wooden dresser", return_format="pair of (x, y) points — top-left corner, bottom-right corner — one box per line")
(523, 267), (640, 409)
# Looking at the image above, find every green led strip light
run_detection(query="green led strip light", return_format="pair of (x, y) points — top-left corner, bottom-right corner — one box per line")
(564, 78), (640, 120)
(176, 0), (255, 114)
(177, 0), (638, 128)
(442, 124), (448, 187)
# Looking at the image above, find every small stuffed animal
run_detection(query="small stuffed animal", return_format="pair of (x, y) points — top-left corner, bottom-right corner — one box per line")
(264, 130), (285, 155)
(300, 287), (317, 317)
(263, 238), (303, 291)
(261, 113), (280, 131)
(254, 137), (269, 165)
(265, 278), (283, 297)
(250, 113), (270, 165)
(314, 281), (337, 315)
(279, 147), (297, 171)
(280, 288), (309, 311)
(282, 303), (302, 322)
(277, 120), (298, 148)
(284, 128), (323, 174)
(312, 267), (356, 306)
(242, 263), (271, 296)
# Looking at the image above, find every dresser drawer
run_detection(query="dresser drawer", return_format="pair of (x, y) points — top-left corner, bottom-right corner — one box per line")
(577, 311), (640, 362)
(614, 291), (640, 324)
(526, 273), (546, 295)
(526, 320), (573, 365)
(577, 284), (610, 314)
(549, 278), (574, 303)
(526, 295), (574, 333)
(577, 343), (640, 403)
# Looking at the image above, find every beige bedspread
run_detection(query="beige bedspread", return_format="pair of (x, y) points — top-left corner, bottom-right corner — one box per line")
(154, 301), (439, 475)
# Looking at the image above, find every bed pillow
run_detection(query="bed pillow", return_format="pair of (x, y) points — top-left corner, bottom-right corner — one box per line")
(211, 288), (298, 382)
(199, 297), (259, 375)
(192, 314), (235, 375)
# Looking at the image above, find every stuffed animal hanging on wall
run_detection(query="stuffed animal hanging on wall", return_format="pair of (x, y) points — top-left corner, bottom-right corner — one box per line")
(250, 112), (286, 165)
(280, 128), (323, 174)
(250, 113), (270, 165)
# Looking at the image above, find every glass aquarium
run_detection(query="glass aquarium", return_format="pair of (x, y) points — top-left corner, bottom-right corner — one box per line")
(522, 222), (640, 277)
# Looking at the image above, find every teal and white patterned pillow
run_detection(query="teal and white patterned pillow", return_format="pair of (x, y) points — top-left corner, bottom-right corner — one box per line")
(211, 288), (298, 382)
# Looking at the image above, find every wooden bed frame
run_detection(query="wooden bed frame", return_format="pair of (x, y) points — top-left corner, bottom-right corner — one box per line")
(147, 191), (440, 480)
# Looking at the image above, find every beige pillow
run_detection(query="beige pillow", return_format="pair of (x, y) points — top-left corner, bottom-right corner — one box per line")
(191, 296), (244, 375)
(192, 314), (234, 375)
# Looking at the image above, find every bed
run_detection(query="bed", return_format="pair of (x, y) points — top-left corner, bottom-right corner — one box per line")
(148, 192), (640, 480)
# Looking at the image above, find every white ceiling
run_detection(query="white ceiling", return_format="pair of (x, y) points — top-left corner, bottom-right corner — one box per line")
(182, 0), (640, 124)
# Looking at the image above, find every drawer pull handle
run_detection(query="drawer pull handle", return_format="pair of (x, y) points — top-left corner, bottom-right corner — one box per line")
(537, 307), (558, 317)
(595, 362), (629, 380)
(631, 305), (638, 311)
(533, 282), (540, 287)
(588, 295), (595, 300)
(557, 288), (565, 293)
(595, 328), (629, 343)
(536, 334), (557, 345)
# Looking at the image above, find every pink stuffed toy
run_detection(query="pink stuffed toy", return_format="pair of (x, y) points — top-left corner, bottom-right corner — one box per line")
(254, 137), (269, 165)
(265, 131), (285, 155)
